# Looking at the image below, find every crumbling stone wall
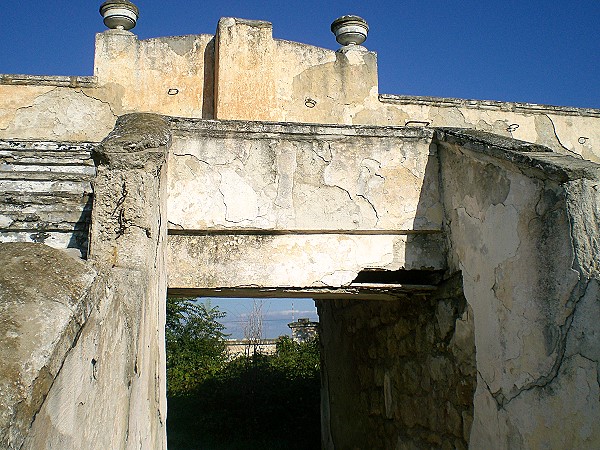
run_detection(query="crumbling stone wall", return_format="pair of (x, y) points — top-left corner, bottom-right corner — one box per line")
(0, 114), (171, 450)
(317, 275), (476, 450)
(0, 140), (95, 257)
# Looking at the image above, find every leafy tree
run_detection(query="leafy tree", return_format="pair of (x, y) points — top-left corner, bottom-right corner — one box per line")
(272, 335), (320, 379)
(166, 297), (228, 396)
(166, 300), (322, 449)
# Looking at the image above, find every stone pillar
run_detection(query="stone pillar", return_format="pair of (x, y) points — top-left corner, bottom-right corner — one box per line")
(20, 113), (171, 449)
(88, 113), (170, 449)
(214, 18), (277, 121)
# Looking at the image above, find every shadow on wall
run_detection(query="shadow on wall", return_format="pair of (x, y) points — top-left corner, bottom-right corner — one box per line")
(202, 38), (215, 120)
(318, 134), (477, 449)
(67, 195), (94, 258)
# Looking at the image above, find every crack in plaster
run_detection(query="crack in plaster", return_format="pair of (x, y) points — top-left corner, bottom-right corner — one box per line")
(488, 279), (590, 410)
(330, 183), (353, 202)
(216, 171), (248, 224)
(544, 114), (582, 159)
(356, 193), (379, 225)
(311, 145), (331, 164)
(167, 220), (184, 230)
(79, 90), (118, 120)
(172, 152), (210, 166)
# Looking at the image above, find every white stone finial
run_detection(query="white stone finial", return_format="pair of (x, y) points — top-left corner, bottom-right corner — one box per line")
(99, 0), (139, 31)
(331, 15), (369, 47)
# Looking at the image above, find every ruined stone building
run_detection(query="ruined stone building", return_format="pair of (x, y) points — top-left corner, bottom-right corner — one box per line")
(1, 3), (599, 449)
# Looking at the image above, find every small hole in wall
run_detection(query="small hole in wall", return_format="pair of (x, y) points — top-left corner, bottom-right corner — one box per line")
(405, 120), (430, 127)
(168, 88), (179, 96)
(91, 358), (98, 380)
(506, 123), (519, 133)
(578, 137), (589, 144)
(304, 98), (317, 108)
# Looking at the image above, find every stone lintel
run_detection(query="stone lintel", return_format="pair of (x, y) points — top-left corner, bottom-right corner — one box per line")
(168, 286), (435, 301)
(167, 233), (445, 290)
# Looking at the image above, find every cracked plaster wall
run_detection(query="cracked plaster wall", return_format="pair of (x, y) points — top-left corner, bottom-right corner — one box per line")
(0, 85), (115, 142)
(378, 96), (600, 164)
(438, 135), (600, 449)
(166, 120), (444, 289)
(1, 17), (599, 165)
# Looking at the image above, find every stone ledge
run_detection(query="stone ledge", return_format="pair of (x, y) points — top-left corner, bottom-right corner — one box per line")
(435, 128), (600, 182)
(0, 74), (97, 88)
(169, 117), (434, 140)
(380, 93), (600, 118)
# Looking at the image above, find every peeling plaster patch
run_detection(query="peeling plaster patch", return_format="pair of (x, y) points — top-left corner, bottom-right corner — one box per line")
(321, 270), (357, 287)
(544, 114), (581, 158)
(167, 154), (225, 228)
(0, 86), (56, 131)
(1, 88), (114, 141)
(219, 168), (259, 223)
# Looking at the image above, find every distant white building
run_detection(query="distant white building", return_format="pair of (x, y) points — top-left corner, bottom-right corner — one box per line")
(225, 338), (278, 359)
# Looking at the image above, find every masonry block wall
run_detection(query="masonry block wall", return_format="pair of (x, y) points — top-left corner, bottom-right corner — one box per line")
(317, 275), (476, 450)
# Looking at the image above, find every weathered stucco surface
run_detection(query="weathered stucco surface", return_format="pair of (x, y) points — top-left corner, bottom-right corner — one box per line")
(0, 12), (599, 450)
(0, 84), (115, 142)
(437, 129), (600, 449)
(1, 18), (598, 162)
(0, 243), (96, 450)
(169, 233), (444, 289)
(379, 95), (600, 163)
(167, 121), (442, 231)
(1, 114), (171, 450)
(166, 119), (444, 290)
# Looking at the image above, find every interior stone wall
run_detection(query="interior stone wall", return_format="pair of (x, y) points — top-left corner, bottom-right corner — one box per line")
(317, 274), (476, 450)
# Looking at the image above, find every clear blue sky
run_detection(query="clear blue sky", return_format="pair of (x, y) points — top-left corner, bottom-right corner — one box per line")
(1, 1), (599, 108)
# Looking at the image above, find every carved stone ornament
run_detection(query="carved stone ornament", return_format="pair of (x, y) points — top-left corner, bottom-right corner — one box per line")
(331, 15), (369, 47)
(99, 0), (139, 30)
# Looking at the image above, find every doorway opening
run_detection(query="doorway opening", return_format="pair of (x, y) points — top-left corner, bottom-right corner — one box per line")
(166, 295), (321, 450)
